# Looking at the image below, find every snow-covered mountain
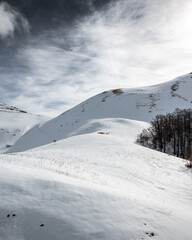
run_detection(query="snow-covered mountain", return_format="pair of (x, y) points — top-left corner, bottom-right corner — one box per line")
(0, 74), (192, 240)
(9, 73), (192, 152)
(0, 103), (49, 153)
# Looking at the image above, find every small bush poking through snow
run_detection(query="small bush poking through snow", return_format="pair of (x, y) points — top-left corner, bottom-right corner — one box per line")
(112, 89), (124, 95)
(5, 144), (11, 148)
(98, 132), (110, 135)
(185, 161), (192, 168)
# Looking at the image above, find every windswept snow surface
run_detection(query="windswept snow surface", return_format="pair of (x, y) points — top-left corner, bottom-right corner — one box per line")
(0, 119), (192, 240)
(9, 73), (192, 152)
(1, 74), (192, 239)
(0, 103), (49, 153)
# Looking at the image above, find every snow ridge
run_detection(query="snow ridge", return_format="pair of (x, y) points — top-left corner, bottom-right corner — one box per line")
(9, 73), (192, 153)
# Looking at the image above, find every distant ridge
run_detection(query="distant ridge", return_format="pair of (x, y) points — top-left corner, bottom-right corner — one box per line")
(0, 103), (27, 113)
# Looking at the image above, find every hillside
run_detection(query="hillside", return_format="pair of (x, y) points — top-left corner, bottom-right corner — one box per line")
(0, 118), (191, 240)
(9, 73), (192, 152)
(0, 73), (192, 239)
(0, 103), (49, 153)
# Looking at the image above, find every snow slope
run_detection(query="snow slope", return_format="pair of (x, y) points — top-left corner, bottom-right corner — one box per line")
(0, 73), (192, 240)
(0, 119), (192, 240)
(9, 73), (192, 152)
(0, 103), (49, 153)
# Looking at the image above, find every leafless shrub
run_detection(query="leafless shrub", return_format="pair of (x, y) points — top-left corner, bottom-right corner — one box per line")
(112, 89), (124, 95)
(98, 132), (110, 135)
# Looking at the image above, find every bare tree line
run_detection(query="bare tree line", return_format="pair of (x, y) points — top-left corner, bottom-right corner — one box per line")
(137, 108), (192, 165)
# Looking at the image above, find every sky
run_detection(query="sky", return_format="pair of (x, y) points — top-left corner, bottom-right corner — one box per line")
(0, 0), (192, 117)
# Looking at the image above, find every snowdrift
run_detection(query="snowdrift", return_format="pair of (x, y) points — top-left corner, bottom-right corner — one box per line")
(0, 118), (191, 240)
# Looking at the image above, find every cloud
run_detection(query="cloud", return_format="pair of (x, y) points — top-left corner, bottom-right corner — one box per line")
(0, 2), (29, 39)
(1, 0), (192, 116)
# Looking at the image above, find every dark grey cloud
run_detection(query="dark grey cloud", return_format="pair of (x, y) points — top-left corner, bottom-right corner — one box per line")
(4, 0), (115, 30)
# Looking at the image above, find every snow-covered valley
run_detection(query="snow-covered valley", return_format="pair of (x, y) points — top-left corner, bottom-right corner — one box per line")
(0, 74), (192, 240)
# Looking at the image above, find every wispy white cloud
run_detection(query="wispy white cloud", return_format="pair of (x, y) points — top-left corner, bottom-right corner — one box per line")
(0, 2), (29, 39)
(2, 0), (192, 116)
